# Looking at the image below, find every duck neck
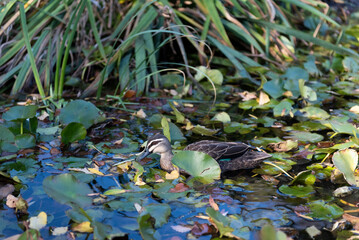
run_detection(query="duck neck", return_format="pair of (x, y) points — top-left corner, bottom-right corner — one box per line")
(160, 151), (175, 172)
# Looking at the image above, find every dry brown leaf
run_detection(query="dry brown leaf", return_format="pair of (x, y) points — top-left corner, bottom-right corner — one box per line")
(343, 213), (359, 230)
(238, 91), (256, 101)
(169, 183), (190, 193)
(209, 196), (219, 211)
(135, 109), (147, 119)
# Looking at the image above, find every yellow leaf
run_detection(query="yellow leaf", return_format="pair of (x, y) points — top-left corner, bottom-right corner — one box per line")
(88, 168), (104, 176)
(135, 109), (147, 119)
(135, 177), (146, 186)
(29, 211), (47, 230)
(165, 168), (180, 180)
(258, 91), (270, 105)
(72, 221), (93, 233)
(350, 105), (359, 114)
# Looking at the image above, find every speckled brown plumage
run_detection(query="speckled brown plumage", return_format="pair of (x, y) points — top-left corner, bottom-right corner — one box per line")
(184, 140), (271, 172)
(139, 134), (271, 172)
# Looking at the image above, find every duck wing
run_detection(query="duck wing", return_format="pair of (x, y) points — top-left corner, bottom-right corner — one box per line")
(184, 140), (251, 160)
(184, 140), (271, 172)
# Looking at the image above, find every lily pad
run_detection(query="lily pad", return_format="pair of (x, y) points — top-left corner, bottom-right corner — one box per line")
(279, 185), (314, 197)
(287, 131), (323, 143)
(332, 149), (359, 186)
(43, 173), (93, 207)
(273, 99), (294, 117)
(300, 106), (329, 120)
(211, 112), (231, 123)
(15, 134), (36, 149)
(290, 170), (316, 186)
(0, 125), (16, 152)
(192, 125), (219, 136)
(206, 208), (234, 238)
(3, 105), (38, 121)
(145, 203), (171, 228)
(172, 151), (221, 183)
(59, 100), (106, 129)
(61, 122), (87, 144)
(307, 200), (343, 221)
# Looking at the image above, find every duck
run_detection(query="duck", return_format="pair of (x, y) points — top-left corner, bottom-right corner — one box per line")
(137, 134), (271, 172)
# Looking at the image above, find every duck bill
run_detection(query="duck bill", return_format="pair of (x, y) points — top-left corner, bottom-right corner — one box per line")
(136, 149), (151, 161)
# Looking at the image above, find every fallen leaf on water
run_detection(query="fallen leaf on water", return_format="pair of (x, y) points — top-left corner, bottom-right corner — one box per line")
(258, 91), (270, 105)
(268, 140), (298, 152)
(135, 109), (147, 119)
(350, 105), (359, 114)
(209, 196), (219, 211)
(51, 226), (68, 236)
(169, 183), (190, 193)
(6, 194), (18, 208)
(134, 203), (143, 213)
(6, 194), (28, 213)
(342, 213), (359, 230)
(29, 211), (47, 230)
(88, 167), (105, 176)
(191, 222), (212, 236)
(238, 91), (256, 101)
(261, 175), (280, 185)
(135, 177), (146, 186)
(171, 225), (192, 233)
(165, 168), (180, 180)
(72, 221), (93, 233)
(50, 148), (61, 155)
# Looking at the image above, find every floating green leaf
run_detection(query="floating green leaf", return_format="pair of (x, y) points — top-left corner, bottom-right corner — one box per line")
(287, 131), (323, 143)
(43, 173), (92, 207)
(301, 106), (329, 120)
(145, 204), (171, 228)
(273, 99), (293, 117)
(15, 134), (36, 149)
(172, 151), (221, 183)
(211, 112), (231, 123)
(59, 100), (106, 129)
(192, 125), (219, 136)
(290, 170), (316, 186)
(279, 185), (314, 197)
(332, 149), (359, 186)
(3, 105), (38, 121)
(206, 208), (234, 238)
(61, 122), (87, 144)
(307, 200), (343, 221)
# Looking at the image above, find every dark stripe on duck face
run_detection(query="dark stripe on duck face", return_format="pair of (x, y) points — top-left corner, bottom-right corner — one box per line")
(146, 139), (163, 152)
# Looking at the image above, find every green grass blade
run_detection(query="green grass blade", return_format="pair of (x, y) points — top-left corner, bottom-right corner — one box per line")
(143, 31), (160, 89)
(19, 3), (45, 99)
(279, 0), (339, 27)
(85, 0), (107, 61)
(206, 0), (232, 47)
(135, 36), (147, 95)
(0, 63), (22, 88)
(0, 0), (17, 26)
(252, 19), (359, 58)
(58, 0), (86, 98)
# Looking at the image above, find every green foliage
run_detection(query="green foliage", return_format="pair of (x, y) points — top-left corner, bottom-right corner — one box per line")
(59, 100), (106, 129)
(43, 173), (93, 207)
(2, 105), (38, 122)
(172, 151), (221, 183)
(61, 122), (87, 144)
(279, 185), (314, 198)
(332, 149), (359, 186)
